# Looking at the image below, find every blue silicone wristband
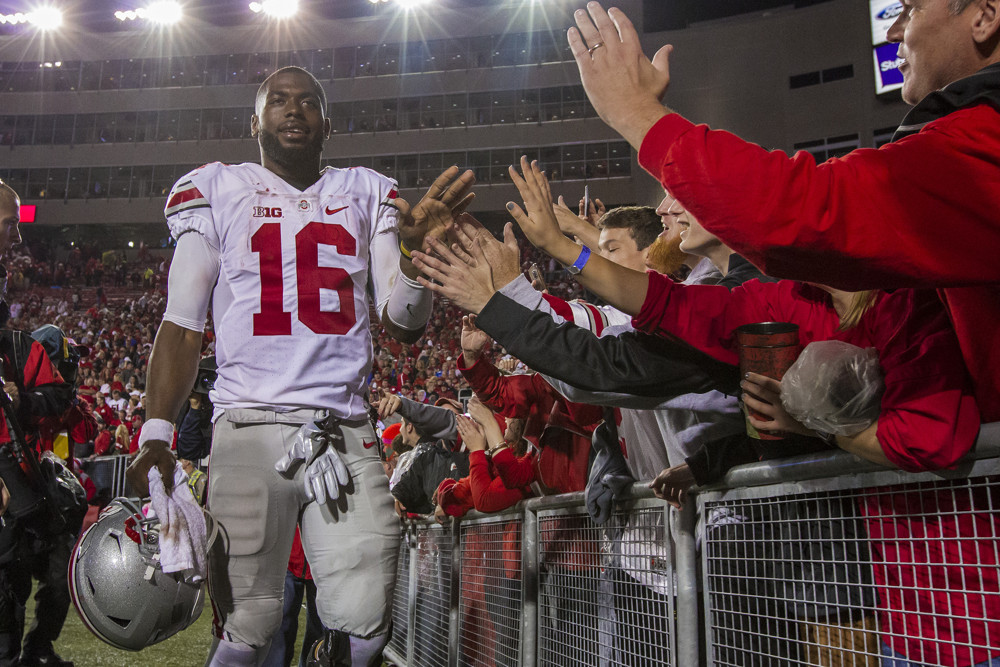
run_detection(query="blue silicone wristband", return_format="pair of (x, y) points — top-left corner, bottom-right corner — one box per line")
(568, 245), (592, 274)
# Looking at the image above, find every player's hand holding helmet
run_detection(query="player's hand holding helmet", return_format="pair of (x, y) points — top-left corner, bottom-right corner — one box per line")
(127, 437), (176, 497)
(70, 497), (208, 651)
(275, 421), (351, 504)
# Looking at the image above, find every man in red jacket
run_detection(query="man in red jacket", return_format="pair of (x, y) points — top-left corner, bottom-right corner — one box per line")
(548, 1), (1000, 423)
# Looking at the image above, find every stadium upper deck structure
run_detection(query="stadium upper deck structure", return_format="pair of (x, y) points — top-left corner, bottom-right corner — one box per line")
(0, 0), (908, 241)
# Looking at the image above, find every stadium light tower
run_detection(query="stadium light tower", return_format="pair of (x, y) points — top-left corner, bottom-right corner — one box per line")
(248, 0), (300, 18)
(114, 1), (183, 25)
(0, 7), (63, 30)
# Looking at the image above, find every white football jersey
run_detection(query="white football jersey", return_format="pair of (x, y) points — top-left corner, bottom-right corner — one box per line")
(165, 162), (401, 420)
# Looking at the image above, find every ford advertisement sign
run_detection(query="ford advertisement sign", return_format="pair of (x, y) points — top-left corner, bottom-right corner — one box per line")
(870, 0), (902, 45)
(874, 42), (904, 95)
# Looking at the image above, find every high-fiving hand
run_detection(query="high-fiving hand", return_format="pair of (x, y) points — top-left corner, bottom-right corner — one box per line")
(395, 166), (476, 263)
(506, 157), (570, 257)
(371, 388), (403, 421)
(411, 226), (496, 314)
(567, 3), (672, 149)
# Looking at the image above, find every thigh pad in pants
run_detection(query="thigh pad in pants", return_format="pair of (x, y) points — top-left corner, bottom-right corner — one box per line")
(207, 415), (301, 648)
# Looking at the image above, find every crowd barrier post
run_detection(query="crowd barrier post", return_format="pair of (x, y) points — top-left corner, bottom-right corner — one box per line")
(520, 505), (538, 667)
(672, 497), (700, 667)
(447, 520), (462, 667)
(405, 524), (419, 666)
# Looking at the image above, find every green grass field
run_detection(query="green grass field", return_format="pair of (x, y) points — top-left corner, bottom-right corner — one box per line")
(29, 585), (310, 667)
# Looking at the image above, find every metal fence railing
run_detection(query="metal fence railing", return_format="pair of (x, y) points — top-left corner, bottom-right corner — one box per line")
(384, 491), (690, 667)
(83, 454), (135, 498)
(696, 422), (1000, 667)
(383, 424), (1000, 667)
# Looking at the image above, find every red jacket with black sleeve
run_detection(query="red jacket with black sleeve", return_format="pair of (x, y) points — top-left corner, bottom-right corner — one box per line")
(0, 330), (73, 445)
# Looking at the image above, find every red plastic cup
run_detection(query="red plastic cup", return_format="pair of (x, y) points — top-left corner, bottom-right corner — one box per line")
(736, 322), (802, 440)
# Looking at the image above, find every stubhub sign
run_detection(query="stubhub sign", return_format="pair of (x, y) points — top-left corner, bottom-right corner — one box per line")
(874, 42), (904, 95)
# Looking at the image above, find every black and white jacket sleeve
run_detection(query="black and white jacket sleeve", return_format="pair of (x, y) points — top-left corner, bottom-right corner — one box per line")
(475, 292), (740, 400)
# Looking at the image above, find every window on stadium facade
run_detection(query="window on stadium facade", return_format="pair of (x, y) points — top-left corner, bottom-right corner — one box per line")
(0, 142), (631, 202)
(0, 86), (595, 146)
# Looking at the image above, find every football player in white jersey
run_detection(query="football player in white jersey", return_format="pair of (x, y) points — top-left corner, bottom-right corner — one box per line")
(126, 66), (474, 666)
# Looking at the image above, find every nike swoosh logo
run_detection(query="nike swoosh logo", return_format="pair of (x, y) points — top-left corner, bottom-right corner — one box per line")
(325, 205), (349, 215)
(362, 440), (378, 449)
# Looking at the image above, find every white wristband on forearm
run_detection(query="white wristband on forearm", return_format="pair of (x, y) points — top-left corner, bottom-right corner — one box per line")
(386, 271), (433, 330)
(139, 418), (175, 448)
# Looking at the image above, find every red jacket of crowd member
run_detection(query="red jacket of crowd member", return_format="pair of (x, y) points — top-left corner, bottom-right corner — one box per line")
(76, 380), (98, 405)
(92, 429), (113, 457)
(458, 354), (603, 494)
(638, 110), (1000, 423)
(94, 400), (116, 427)
(0, 338), (66, 444)
(632, 277), (979, 472)
(436, 450), (532, 519)
(35, 400), (99, 461)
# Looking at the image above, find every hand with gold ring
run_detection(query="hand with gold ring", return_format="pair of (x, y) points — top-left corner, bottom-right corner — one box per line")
(567, 3), (673, 150)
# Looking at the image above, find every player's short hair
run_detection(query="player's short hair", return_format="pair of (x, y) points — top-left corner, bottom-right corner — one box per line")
(950, 0), (975, 13)
(254, 66), (328, 116)
(596, 206), (663, 251)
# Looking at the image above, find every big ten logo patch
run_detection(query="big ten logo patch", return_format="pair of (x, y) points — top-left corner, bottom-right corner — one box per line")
(253, 206), (283, 218)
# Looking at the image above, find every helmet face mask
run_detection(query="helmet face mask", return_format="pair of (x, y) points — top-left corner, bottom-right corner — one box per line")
(69, 498), (206, 651)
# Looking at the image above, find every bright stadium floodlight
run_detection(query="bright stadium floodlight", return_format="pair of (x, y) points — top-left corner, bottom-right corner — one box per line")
(395, 0), (432, 9)
(248, 0), (299, 18)
(146, 1), (182, 24)
(0, 7), (63, 29)
(30, 6), (62, 29)
(114, 1), (183, 25)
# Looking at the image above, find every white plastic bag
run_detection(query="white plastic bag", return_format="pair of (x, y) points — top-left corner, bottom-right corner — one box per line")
(780, 340), (884, 436)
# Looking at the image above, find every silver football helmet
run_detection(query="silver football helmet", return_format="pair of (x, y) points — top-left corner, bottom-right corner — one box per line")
(69, 497), (207, 651)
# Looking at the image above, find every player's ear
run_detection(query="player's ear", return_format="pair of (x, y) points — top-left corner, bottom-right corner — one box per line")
(250, 114), (260, 138)
(323, 117), (331, 140)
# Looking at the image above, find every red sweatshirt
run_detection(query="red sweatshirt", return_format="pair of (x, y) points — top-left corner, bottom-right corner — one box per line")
(633, 275), (980, 472)
(435, 451), (531, 518)
(458, 355), (603, 494)
(36, 402), (99, 461)
(638, 108), (1000, 422)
